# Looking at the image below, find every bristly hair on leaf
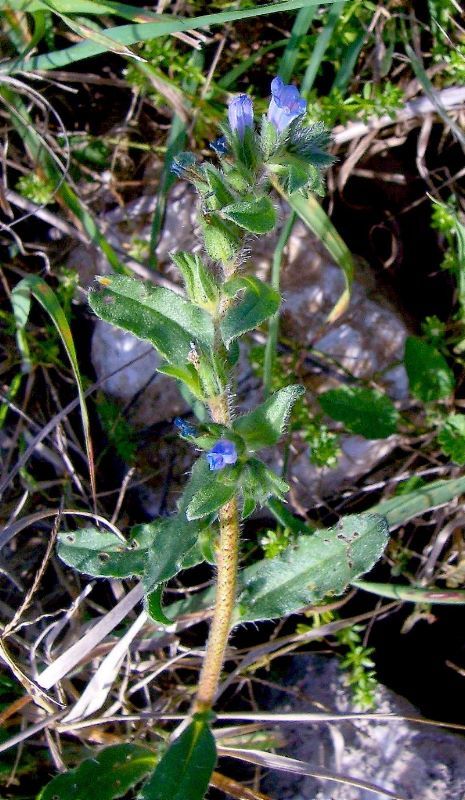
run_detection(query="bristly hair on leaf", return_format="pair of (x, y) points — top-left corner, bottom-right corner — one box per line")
(284, 119), (336, 169)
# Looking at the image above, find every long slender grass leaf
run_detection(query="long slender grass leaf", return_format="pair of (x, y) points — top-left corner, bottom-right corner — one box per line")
(278, 6), (317, 84)
(272, 179), (354, 321)
(1, 0), (341, 74)
(11, 275), (96, 501)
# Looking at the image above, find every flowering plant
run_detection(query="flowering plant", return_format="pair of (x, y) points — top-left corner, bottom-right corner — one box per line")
(56, 78), (388, 800)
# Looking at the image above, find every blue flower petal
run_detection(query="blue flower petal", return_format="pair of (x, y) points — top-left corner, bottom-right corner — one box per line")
(207, 452), (225, 471)
(206, 439), (238, 470)
(228, 94), (254, 139)
(268, 77), (307, 132)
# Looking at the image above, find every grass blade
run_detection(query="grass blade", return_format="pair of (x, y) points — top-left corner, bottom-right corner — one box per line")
(272, 178), (354, 321)
(278, 6), (317, 84)
(1, 0), (341, 74)
(302, 1), (345, 94)
(373, 475), (465, 529)
(353, 580), (465, 605)
(331, 29), (365, 92)
(42, 1), (145, 60)
(404, 42), (465, 149)
(11, 275), (96, 503)
(263, 212), (295, 397)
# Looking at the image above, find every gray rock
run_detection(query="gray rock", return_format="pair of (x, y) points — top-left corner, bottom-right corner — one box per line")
(261, 655), (465, 800)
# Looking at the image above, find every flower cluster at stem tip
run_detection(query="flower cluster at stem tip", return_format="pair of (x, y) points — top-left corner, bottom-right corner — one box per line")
(206, 440), (238, 471)
(228, 76), (307, 138)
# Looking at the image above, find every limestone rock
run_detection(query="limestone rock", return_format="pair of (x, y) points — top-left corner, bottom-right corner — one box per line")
(261, 655), (465, 800)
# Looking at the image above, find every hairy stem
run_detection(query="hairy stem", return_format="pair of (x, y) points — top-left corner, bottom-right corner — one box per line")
(193, 491), (240, 712)
(193, 357), (240, 712)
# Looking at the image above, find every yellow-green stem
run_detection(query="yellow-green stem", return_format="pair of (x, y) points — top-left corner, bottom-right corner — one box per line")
(193, 388), (240, 713)
(193, 493), (240, 712)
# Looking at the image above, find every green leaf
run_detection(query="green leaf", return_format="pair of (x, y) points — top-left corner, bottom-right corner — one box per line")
(372, 474), (465, 529)
(157, 363), (203, 400)
(167, 474), (465, 621)
(404, 336), (455, 402)
(260, 116), (278, 160)
(286, 161), (310, 194)
(3, 1), (334, 74)
(221, 196), (277, 234)
(58, 516), (201, 590)
(178, 457), (216, 513)
(220, 276), (280, 347)
(186, 474), (237, 521)
(272, 180), (354, 323)
(138, 516), (202, 591)
(11, 275), (95, 499)
(239, 459), (289, 517)
(138, 716), (216, 800)
(237, 513), (389, 622)
(201, 163), (236, 208)
(200, 214), (241, 264)
(170, 252), (219, 310)
(438, 413), (465, 464)
(89, 276), (214, 364)
(233, 385), (304, 450)
(145, 585), (173, 625)
(38, 744), (156, 800)
(318, 386), (399, 439)
(57, 528), (149, 579)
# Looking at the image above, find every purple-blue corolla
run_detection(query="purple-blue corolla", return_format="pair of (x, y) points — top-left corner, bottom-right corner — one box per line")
(268, 76), (307, 133)
(206, 440), (238, 471)
(228, 94), (254, 139)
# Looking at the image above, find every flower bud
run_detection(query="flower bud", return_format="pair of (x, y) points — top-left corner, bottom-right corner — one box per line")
(228, 94), (254, 139)
(174, 417), (197, 437)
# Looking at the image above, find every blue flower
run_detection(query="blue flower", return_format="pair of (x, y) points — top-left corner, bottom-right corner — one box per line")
(210, 136), (228, 155)
(174, 417), (196, 437)
(206, 439), (238, 471)
(268, 77), (307, 133)
(228, 94), (254, 139)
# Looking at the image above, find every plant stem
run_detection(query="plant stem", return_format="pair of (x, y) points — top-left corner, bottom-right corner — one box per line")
(193, 389), (240, 714)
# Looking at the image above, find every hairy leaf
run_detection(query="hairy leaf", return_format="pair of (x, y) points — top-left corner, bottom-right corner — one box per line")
(139, 716), (216, 800)
(239, 459), (289, 517)
(170, 251), (219, 310)
(186, 475), (237, 520)
(57, 517), (200, 590)
(221, 196), (277, 234)
(157, 362), (203, 399)
(38, 744), (155, 800)
(404, 336), (455, 402)
(89, 276), (214, 363)
(233, 385), (304, 449)
(318, 386), (399, 439)
(145, 585), (173, 625)
(220, 276), (280, 347)
(237, 513), (389, 621)
(201, 214), (241, 263)
(57, 528), (149, 578)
